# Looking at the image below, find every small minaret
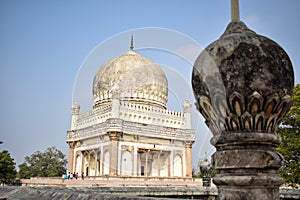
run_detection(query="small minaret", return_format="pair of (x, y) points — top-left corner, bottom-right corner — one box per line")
(71, 103), (80, 130)
(183, 99), (192, 129)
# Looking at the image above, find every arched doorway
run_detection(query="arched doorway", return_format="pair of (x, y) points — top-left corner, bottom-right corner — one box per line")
(121, 151), (132, 175)
(173, 154), (182, 177)
(103, 151), (110, 175)
(75, 154), (81, 174)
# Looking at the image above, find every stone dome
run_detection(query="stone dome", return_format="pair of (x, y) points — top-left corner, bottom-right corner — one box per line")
(93, 50), (168, 109)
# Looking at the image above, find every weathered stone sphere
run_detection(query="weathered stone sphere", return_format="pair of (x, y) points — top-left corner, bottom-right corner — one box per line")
(192, 21), (294, 135)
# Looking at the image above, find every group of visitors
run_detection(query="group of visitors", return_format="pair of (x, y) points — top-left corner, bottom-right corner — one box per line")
(62, 172), (84, 180)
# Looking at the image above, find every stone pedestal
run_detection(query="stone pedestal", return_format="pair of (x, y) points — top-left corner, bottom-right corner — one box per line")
(212, 132), (284, 199)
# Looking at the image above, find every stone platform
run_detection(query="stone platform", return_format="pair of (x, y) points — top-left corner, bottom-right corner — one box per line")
(20, 177), (203, 187)
(0, 177), (298, 199)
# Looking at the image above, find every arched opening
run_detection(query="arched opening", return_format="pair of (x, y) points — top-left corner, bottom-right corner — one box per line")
(121, 151), (132, 175)
(173, 154), (182, 177)
(103, 150), (110, 175)
(75, 154), (82, 174)
(97, 151), (101, 176)
(160, 153), (169, 177)
(89, 153), (95, 176)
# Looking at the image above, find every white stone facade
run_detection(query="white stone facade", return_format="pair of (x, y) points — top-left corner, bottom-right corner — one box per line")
(67, 48), (195, 178)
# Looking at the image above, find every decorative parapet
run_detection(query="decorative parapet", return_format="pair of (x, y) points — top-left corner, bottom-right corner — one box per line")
(75, 101), (190, 130)
(122, 120), (194, 141)
(76, 105), (112, 129)
(119, 101), (186, 129)
(66, 119), (194, 142)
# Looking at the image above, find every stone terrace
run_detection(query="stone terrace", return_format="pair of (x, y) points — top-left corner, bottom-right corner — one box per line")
(21, 177), (203, 187)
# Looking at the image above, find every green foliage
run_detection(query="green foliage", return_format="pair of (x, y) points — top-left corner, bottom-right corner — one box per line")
(277, 84), (300, 187)
(18, 146), (67, 179)
(0, 150), (17, 184)
(192, 162), (217, 178)
(192, 167), (202, 178)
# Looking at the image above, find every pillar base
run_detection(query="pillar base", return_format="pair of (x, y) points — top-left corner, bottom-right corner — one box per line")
(213, 174), (283, 200)
(217, 186), (280, 200)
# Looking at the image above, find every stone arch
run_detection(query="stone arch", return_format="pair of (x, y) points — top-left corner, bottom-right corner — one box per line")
(83, 152), (89, 176)
(75, 153), (82, 174)
(89, 152), (96, 176)
(97, 151), (101, 176)
(160, 153), (169, 177)
(121, 150), (133, 175)
(173, 154), (182, 177)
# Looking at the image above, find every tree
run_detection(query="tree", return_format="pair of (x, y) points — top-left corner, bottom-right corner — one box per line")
(18, 146), (67, 179)
(0, 150), (17, 184)
(277, 84), (300, 187)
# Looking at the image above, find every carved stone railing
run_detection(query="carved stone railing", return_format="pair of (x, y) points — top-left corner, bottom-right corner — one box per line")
(119, 102), (186, 128)
(67, 119), (194, 142)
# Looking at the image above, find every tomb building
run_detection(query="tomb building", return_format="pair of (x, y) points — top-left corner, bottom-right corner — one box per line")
(66, 40), (195, 177)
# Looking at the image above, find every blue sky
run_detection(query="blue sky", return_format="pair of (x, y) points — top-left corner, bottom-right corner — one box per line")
(1, 0), (299, 169)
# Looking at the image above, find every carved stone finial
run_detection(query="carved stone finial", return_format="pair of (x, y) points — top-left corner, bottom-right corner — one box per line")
(130, 35), (134, 51)
(192, 7), (294, 200)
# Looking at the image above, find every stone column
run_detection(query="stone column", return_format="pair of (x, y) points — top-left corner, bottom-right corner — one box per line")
(133, 145), (138, 176)
(170, 150), (174, 177)
(100, 146), (103, 176)
(87, 153), (90, 176)
(67, 142), (75, 173)
(94, 151), (97, 176)
(81, 152), (85, 175)
(145, 152), (148, 176)
(185, 141), (193, 178)
(109, 131), (121, 176)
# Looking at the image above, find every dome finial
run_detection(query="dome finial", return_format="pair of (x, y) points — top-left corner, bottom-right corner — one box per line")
(231, 0), (240, 21)
(130, 35), (134, 51)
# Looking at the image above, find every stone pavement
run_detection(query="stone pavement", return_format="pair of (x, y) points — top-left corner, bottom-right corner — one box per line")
(1, 186), (299, 200)
(0, 186), (217, 200)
